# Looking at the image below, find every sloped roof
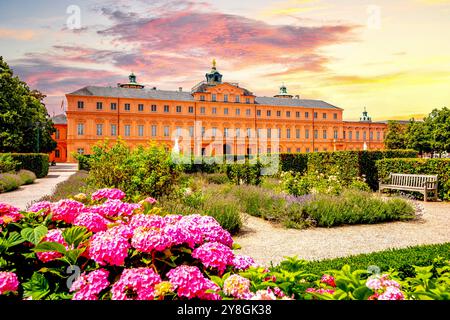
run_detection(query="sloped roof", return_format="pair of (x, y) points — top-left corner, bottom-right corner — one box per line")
(51, 114), (67, 124)
(68, 86), (340, 109)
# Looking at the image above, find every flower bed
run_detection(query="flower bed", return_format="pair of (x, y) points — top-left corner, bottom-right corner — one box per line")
(0, 188), (448, 300)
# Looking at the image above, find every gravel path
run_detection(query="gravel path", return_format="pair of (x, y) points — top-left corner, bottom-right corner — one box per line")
(0, 163), (78, 210)
(234, 201), (450, 266)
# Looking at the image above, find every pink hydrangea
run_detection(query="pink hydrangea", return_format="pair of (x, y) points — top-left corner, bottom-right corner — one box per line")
(131, 227), (173, 253)
(366, 277), (383, 290)
(165, 218), (204, 248)
(144, 197), (157, 204)
(250, 288), (278, 300)
(70, 269), (110, 300)
(167, 265), (221, 300)
(129, 214), (166, 230)
(321, 274), (336, 287)
(0, 203), (23, 225)
(51, 199), (85, 224)
(223, 275), (251, 299)
(28, 201), (52, 215)
(91, 188), (126, 201)
(305, 288), (335, 295)
(89, 226), (131, 266)
(378, 286), (405, 300)
(0, 272), (19, 294)
(111, 268), (161, 300)
(232, 255), (257, 271)
(74, 212), (109, 233)
(36, 229), (68, 263)
(181, 215), (233, 247)
(192, 242), (234, 274)
(91, 199), (140, 217)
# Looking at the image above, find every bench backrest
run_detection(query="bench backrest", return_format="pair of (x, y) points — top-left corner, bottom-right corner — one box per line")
(389, 173), (438, 187)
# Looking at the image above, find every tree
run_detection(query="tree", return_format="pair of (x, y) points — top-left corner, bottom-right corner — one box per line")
(427, 107), (450, 155)
(0, 56), (56, 153)
(406, 119), (432, 155)
(384, 120), (407, 149)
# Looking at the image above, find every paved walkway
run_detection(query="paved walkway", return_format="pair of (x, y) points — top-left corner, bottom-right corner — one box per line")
(234, 201), (450, 266)
(0, 163), (78, 210)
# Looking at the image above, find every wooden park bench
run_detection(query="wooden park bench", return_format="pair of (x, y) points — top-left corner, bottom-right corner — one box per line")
(379, 173), (438, 202)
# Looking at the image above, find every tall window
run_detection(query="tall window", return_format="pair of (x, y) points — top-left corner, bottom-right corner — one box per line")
(306, 148), (310, 153)
(212, 94), (217, 102)
(314, 112), (318, 119)
(236, 128), (241, 138)
(224, 94), (228, 102)
(111, 103), (117, 111)
(305, 129), (310, 139)
(377, 132), (381, 141)
(176, 127), (182, 137)
(356, 131), (360, 140)
(235, 109), (241, 116)
(323, 113), (327, 119)
(176, 106), (182, 113)
(224, 128), (229, 137)
(277, 111), (281, 117)
(200, 95), (205, 101)
(267, 128), (271, 138)
(257, 128), (262, 138)
(370, 132), (374, 141)
(296, 129), (300, 139)
(96, 124), (103, 136)
(212, 107), (217, 114)
(305, 112), (309, 119)
(246, 109), (251, 116)
(287, 148), (291, 153)
(164, 126), (170, 137)
(296, 111), (300, 118)
(257, 110), (261, 117)
(111, 124), (117, 136)
(334, 113), (338, 120)
(363, 132), (367, 141)
(55, 149), (60, 158)
(201, 127), (206, 137)
(323, 130), (327, 139)
(188, 106), (194, 113)
(287, 128), (291, 139)
(334, 130), (338, 139)
(55, 129), (60, 140)
(314, 130), (318, 139)
(212, 127), (217, 137)
(125, 104), (131, 111)
(138, 125), (144, 137)
(349, 131), (353, 140)
(200, 107), (205, 114)
(286, 111), (291, 118)
(224, 108), (229, 115)
(278, 128), (281, 139)
(247, 128), (251, 138)
(96, 102), (103, 110)
(267, 110), (271, 117)
(77, 123), (84, 136)
(164, 105), (169, 113)
(124, 125), (131, 137)
(151, 105), (157, 112)
(189, 126), (194, 137)
(77, 101), (84, 109)
(246, 98), (250, 104)
(151, 125), (157, 137)
(235, 95), (240, 103)
(138, 104), (144, 112)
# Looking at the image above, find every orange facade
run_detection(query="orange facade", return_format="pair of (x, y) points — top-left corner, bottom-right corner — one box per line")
(63, 65), (387, 163)
(49, 115), (68, 163)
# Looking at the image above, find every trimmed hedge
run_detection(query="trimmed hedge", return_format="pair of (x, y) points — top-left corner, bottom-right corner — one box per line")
(283, 150), (418, 190)
(0, 153), (49, 178)
(376, 158), (450, 200)
(295, 243), (450, 279)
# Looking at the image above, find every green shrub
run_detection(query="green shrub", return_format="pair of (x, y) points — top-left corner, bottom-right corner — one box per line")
(376, 158), (450, 200)
(3, 153), (49, 178)
(232, 185), (284, 220)
(0, 172), (23, 192)
(279, 243), (450, 279)
(205, 173), (230, 185)
(76, 154), (91, 171)
(17, 169), (36, 185)
(224, 161), (263, 186)
(87, 139), (181, 200)
(279, 153), (308, 174)
(203, 198), (243, 235)
(302, 190), (415, 227)
(0, 154), (20, 173)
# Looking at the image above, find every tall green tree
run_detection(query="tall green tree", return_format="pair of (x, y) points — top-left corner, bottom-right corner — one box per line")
(406, 119), (432, 155)
(427, 107), (450, 155)
(384, 120), (407, 149)
(0, 56), (56, 153)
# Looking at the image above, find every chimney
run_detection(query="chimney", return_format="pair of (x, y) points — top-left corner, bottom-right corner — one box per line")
(295, 95), (300, 99)
(152, 87), (157, 90)
(179, 87), (183, 92)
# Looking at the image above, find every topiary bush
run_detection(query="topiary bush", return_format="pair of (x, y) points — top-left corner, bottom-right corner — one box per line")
(376, 158), (450, 200)
(5, 153), (49, 178)
(0, 173), (23, 193)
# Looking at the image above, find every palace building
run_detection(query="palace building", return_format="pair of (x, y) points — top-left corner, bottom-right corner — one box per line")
(61, 61), (388, 162)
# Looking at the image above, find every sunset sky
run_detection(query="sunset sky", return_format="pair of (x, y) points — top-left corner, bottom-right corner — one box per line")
(1, 0), (449, 120)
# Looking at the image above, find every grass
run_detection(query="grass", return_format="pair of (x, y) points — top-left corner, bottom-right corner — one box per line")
(38, 170), (93, 202)
(276, 243), (450, 279)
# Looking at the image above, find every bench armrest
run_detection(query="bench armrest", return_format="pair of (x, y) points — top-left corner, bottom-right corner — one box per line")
(425, 181), (437, 188)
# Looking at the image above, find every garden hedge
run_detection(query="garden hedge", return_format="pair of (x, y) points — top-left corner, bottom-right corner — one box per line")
(376, 158), (450, 200)
(281, 150), (418, 190)
(0, 153), (49, 178)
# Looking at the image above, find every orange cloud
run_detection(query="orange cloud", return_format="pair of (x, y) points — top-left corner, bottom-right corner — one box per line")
(0, 28), (37, 40)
